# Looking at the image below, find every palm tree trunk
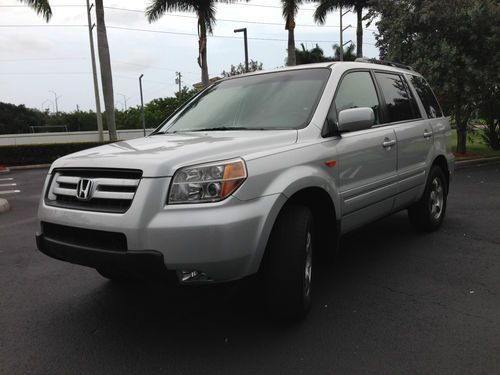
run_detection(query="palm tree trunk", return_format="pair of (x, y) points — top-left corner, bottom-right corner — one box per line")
(198, 17), (209, 87)
(95, 0), (117, 141)
(287, 25), (296, 66)
(356, 6), (363, 58)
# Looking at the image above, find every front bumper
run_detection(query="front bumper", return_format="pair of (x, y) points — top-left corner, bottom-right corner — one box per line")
(37, 175), (285, 282)
(36, 234), (168, 277)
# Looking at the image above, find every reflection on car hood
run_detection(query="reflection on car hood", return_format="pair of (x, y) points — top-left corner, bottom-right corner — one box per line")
(50, 130), (298, 177)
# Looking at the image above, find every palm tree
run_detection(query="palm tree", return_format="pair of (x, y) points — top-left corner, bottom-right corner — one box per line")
(282, 0), (308, 66)
(18, 0), (52, 21)
(146, 1), (245, 88)
(293, 43), (333, 65)
(332, 43), (356, 61)
(314, 0), (369, 58)
(95, 0), (117, 141)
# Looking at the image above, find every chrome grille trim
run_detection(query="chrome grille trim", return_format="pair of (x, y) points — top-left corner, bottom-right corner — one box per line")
(45, 168), (142, 213)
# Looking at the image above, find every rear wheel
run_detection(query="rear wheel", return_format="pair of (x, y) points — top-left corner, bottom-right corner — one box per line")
(408, 166), (448, 231)
(264, 205), (314, 320)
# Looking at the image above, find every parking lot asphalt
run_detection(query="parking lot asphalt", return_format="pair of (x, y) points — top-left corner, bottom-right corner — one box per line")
(0, 165), (499, 374)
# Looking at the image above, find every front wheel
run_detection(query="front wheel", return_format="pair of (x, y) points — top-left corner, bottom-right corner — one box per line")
(263, 205), (314, 320)
(408, 166), (448, 231)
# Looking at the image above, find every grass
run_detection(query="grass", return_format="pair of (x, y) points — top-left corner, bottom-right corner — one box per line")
(450, 130), (500, 160)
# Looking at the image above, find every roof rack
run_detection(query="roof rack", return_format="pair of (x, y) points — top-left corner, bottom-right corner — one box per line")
(354, 57), (413, 71)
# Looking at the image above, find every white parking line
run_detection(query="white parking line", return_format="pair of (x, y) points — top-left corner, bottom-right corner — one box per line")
(0, 183), (17, 187)
(0, 190), (21, 195)
(0, 178), (13, 181)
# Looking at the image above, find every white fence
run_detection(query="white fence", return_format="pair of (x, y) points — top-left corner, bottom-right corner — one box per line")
(0, 129), (155, 146)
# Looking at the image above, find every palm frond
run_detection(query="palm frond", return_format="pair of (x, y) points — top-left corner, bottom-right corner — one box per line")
(281, 0), (301, 21)
(313, 0), (344, 24)
(18, 0), (52, 22)
(146, 0), (197, 22)
(202, 1), (218, 34)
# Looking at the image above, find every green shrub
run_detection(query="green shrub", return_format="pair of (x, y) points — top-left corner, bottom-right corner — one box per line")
(0, 142), (110, 166)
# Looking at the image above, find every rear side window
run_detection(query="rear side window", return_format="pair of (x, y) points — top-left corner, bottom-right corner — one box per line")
(410, 75), (443, 118)
(334, 71), (381, 125)
(375, 72), (419, 123)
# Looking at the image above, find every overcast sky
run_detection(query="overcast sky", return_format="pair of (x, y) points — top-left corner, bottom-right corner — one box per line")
(0, 0), (379, 112)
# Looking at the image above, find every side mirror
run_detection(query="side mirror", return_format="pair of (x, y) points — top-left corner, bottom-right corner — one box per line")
(337, 107), (375, 133)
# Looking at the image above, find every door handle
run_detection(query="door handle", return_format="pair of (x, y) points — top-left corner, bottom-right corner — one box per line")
(423, 129), (433, 139)
(382, 139), (396, 149)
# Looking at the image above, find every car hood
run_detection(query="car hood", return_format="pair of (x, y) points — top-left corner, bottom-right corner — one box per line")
(51, 130), (298, 177)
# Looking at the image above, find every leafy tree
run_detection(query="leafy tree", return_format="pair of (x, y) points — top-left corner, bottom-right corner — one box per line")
(146, 1), (247, 88)
(371, 0), (500, 154)
(0, 89), (198, 135)
(115, 88), (198, 130)
(0, 102), (45, 134)
(18, 0), (52, 21)
(95, 0), (117, 141)
(313, 0), (370, 58)
(221, 60), (263, 77)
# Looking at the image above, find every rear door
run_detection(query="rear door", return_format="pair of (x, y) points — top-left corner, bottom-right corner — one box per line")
(373, 71), (433, 210)
(333, 70), (398, 234)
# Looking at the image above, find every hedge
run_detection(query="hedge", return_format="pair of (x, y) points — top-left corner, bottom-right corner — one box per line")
(0, 142), (110, 166)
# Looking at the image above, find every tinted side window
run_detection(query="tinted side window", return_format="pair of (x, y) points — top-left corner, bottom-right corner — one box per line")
(410, 75), (443, 118)
(334, 71), (381, 125)
(375, 72), (419, 123)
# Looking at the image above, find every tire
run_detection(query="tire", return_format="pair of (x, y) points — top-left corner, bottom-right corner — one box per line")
(408, 166), (448, 232)
(96, 267), (136, 282)
(263, 204), (314, 320)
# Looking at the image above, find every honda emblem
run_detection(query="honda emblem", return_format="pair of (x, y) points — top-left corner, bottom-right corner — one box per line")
(76, 178), (94, 201)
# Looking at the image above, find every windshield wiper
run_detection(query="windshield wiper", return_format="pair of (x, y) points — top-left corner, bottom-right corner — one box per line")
(183, 126), (267, 132)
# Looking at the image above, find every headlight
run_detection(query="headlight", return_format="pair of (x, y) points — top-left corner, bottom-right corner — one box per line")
(168, 158), (247, 204)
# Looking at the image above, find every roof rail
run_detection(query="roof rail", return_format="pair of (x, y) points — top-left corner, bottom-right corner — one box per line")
(354, 57), (413, 71)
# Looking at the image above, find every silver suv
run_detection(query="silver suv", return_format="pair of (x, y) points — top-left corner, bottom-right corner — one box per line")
(37, 61), (454, 319)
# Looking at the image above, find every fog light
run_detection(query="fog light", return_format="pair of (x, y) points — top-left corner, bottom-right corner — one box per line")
(177, 270), (213, 283)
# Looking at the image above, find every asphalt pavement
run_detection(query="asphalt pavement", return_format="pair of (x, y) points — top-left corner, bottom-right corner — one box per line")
(0, 165), (499, 374)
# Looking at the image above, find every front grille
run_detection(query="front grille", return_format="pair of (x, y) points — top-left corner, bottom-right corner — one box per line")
(45, 168), (142, 213)
(42, 222), (127, 251)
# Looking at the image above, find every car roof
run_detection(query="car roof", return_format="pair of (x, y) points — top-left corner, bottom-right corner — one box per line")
(220, 61), (421, 83)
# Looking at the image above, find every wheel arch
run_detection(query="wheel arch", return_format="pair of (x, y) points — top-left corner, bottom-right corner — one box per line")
(432, 155), (450, 193)
(257, 186), (339, 273)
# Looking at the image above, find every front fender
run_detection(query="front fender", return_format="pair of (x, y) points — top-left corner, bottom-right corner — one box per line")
(235, 153), (341, 220)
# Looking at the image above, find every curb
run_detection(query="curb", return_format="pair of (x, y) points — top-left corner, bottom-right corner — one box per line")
(8, 164), (51, 171)
(455, 156), (500, 169)
(0, 198), (10, 214)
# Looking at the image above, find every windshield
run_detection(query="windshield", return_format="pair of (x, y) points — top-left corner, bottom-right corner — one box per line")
(157, 68), (330, 133)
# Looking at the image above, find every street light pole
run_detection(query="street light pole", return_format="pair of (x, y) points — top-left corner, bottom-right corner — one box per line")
(234, 28), (249, 72)
(139, 74), (146, 137)
(86, 0), (104, 142)
(339, 6), (351, 62)
(49, 90), (61, 113)
(175, 72), (182, 94)
(117, 93), (129, 110)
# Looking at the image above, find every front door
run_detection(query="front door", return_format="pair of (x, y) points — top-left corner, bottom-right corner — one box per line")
(332, 70), (398, 234)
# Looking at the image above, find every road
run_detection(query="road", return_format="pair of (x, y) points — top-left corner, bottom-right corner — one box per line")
(1, 165), (499, 374)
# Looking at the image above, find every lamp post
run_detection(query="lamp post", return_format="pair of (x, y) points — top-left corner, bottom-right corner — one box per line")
(234, 28), (249, 72)
(49, 90), (61, 113)
(139, 74), (146, 137)
(339, 6), (351, 61)
(117, 93), (130, 110)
